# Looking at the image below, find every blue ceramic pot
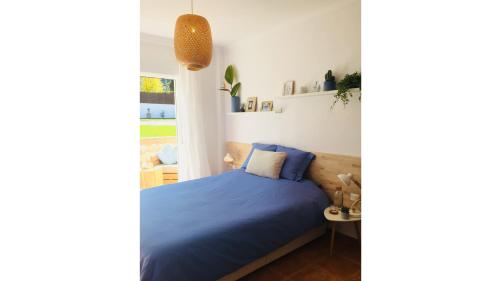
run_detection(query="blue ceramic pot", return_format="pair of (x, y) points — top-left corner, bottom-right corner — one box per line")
(324, 80), (337, 91)
(231, 96), (240, 112)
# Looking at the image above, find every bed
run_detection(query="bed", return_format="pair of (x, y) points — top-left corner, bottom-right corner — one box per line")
(140, 169), (330, 281)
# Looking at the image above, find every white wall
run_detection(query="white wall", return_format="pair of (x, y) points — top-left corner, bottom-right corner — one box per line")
(140, 34), (179, 75)
(223, 0), (361, 157)
(224, 0), (360, 101)
(225, 91), (361, 156)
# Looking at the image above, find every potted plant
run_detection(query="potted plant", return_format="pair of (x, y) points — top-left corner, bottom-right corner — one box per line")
(219, 65), (242, 112)
(332, 72), (361, 108)
(323, 69), (336, 91)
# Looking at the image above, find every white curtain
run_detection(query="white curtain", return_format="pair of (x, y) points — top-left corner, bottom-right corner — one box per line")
(176, 66), (212, 181)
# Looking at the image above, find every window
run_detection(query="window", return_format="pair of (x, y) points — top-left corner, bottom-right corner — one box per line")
(140, 75), (176, 137)
(140, 73), (178, 188)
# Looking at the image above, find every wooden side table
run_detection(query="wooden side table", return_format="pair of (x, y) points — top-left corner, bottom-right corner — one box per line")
(323, 206), (361, 256)
(140, 168), (164, 189)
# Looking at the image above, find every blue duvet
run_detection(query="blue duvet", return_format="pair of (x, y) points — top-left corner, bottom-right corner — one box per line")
(140, 170), (329, 281)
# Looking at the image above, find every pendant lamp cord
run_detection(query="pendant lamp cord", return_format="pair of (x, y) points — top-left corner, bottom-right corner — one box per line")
(191, 0), (193, 14)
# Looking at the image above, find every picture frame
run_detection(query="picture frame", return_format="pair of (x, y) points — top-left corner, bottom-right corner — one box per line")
(246, 97), (257, 112)
(261, 101), (273, 112)
(283, 80), (295, 96)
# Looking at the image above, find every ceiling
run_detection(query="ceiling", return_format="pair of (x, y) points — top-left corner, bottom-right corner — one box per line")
(141, 0), (339, 46)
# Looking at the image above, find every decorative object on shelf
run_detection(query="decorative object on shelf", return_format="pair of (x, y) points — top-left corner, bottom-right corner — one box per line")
(146, 108), (152, 119)
(246, 97), (258, 111)
(333, 186), (344, 209)
(323, 69), (337, 91)
(340, 207), (350, 219)
(313, 81), (321, 92)
(231, 96), (241, 113)
(240, 103), (246, 112)
(174, 0), (213, 71)
(224, 153), (235, 169)
(337, 173), (361, 217)
(283, 80), (295, 96)
(219, 65), (242, 112)
(300, 86), (308, 94)
(261, 101), (273, 112)
(332, 72), (361, 108)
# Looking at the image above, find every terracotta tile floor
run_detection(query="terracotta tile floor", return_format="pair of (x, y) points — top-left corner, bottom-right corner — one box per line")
(240, 231), (361, 281)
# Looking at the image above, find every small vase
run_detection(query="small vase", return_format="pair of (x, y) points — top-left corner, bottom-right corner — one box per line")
(324, 80), (337, 91)
(341, 211), (350, 220)
(231, 96), (240, 112)
(333, 187), (343, 209)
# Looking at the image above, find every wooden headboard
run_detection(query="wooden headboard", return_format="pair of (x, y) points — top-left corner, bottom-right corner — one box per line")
(226, 141), (361, 206)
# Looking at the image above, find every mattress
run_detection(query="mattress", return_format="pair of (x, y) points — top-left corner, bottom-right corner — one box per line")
(140, 169), (329, 281)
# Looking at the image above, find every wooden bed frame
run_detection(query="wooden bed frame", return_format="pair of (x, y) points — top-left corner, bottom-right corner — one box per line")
(225, 141), (361, 206)
(218, 141), (361, 280)
(218, 225), (326, 281)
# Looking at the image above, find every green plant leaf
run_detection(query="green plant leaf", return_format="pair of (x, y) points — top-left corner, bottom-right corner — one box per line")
(230, 82), (241, 97)
(225, 65), (234, 86)
(331, 72), (361, 109)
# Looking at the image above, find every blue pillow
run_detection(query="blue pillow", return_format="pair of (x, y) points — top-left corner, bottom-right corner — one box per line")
(276, 145), (315, 181)
(157, 144), (177, 165)
(240, 143), (277, 169)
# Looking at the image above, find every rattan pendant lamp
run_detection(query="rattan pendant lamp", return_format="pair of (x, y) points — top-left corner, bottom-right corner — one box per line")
(174, 0), (213, 71)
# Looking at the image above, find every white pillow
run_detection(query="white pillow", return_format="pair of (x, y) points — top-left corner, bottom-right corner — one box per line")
(157, 144), (177, 165)
(245, 149), (287, 179)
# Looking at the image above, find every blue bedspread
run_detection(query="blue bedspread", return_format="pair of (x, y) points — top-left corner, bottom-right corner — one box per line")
(140, 170), (329, 281)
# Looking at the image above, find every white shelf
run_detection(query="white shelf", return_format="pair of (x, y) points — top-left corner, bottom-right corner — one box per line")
(225, 88), (359, 115)
(226, 111), (275, 116)
(276, 88), (360, 99)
